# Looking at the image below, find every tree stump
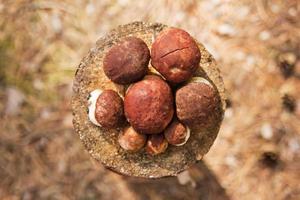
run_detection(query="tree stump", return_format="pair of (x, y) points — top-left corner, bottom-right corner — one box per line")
(72, 22), (226, 178)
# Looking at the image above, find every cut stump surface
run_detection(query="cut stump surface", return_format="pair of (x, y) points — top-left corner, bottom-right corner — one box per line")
(72, 22), (226, 178)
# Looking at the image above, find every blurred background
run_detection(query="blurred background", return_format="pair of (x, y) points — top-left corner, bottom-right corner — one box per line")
(0, 0), (299, 199)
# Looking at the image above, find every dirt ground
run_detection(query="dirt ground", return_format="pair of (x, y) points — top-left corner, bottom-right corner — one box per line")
(0, 0), (299, 199)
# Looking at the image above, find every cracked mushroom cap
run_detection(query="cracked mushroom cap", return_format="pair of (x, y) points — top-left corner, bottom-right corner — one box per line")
(151, 28), (201, 84)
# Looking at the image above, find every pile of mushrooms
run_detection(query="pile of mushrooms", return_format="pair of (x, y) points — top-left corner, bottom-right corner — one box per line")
(87, 28), (219, 156)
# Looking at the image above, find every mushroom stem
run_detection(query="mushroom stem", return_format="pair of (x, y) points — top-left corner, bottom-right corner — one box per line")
(189, 77), (212, 86)
(88, 89), (103, 126)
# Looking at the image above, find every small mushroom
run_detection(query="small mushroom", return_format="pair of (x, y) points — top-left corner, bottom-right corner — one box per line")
(151, 28), (201, 84)
(88, 89), (124, 128)
(146, 134), (168, 156)
(124, 75), (174, 134)
(103, 37), (150, 84)
(175, 77), (219, 129)
(164, 120), (190, 146)
(118, 126), (147, 152)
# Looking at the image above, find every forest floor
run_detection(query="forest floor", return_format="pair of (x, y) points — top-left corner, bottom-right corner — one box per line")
(0, 0), (299, 199)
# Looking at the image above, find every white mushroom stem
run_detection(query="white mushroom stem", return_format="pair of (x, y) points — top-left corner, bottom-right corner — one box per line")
(174, 126), (191, 146)
(125, 84), (132, 94)
(190, 77), (212, 87)
(88, 89), (103, 127)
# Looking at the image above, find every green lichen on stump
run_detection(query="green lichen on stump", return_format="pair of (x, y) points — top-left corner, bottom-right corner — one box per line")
(72, 22), (226, 178)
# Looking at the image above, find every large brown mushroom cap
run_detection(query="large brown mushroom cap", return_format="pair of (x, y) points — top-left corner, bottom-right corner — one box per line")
(72, 22), (226, 178)
(176, 81), (220, 129)
(103, 36), (150, 84)
(151, 28), (201, 84)
(124, 75), (174, 134)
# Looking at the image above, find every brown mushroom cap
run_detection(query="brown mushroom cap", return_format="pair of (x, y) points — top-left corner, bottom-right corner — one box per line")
(124, 75), (174, 134)
(164, 120), (190, 146)
(103, 36), (150, 84)
(118, 126), (147, 152)
(94, 90), (124, 128)
(151, 28), (201, 84)
(146, 134), (168, 156)
(176, 79), (219, 129)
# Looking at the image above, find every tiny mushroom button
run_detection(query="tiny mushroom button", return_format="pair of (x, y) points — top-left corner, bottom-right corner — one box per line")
(146, 134), (169, 156)
(164, 119), (190, 146)
(118, 126), (147, 152)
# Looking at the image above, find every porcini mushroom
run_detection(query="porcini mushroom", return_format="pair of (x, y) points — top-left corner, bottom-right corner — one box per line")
(124, 75), (174, 134)
(151, 28), (201, 84)
(118, 126), (147, 152)
(175, 77), (219, 129)
(164, 119), (190, 146)
(88, 89), (124, 128)
(103, 37), (150, 84)
(146, 134), (168, 156)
